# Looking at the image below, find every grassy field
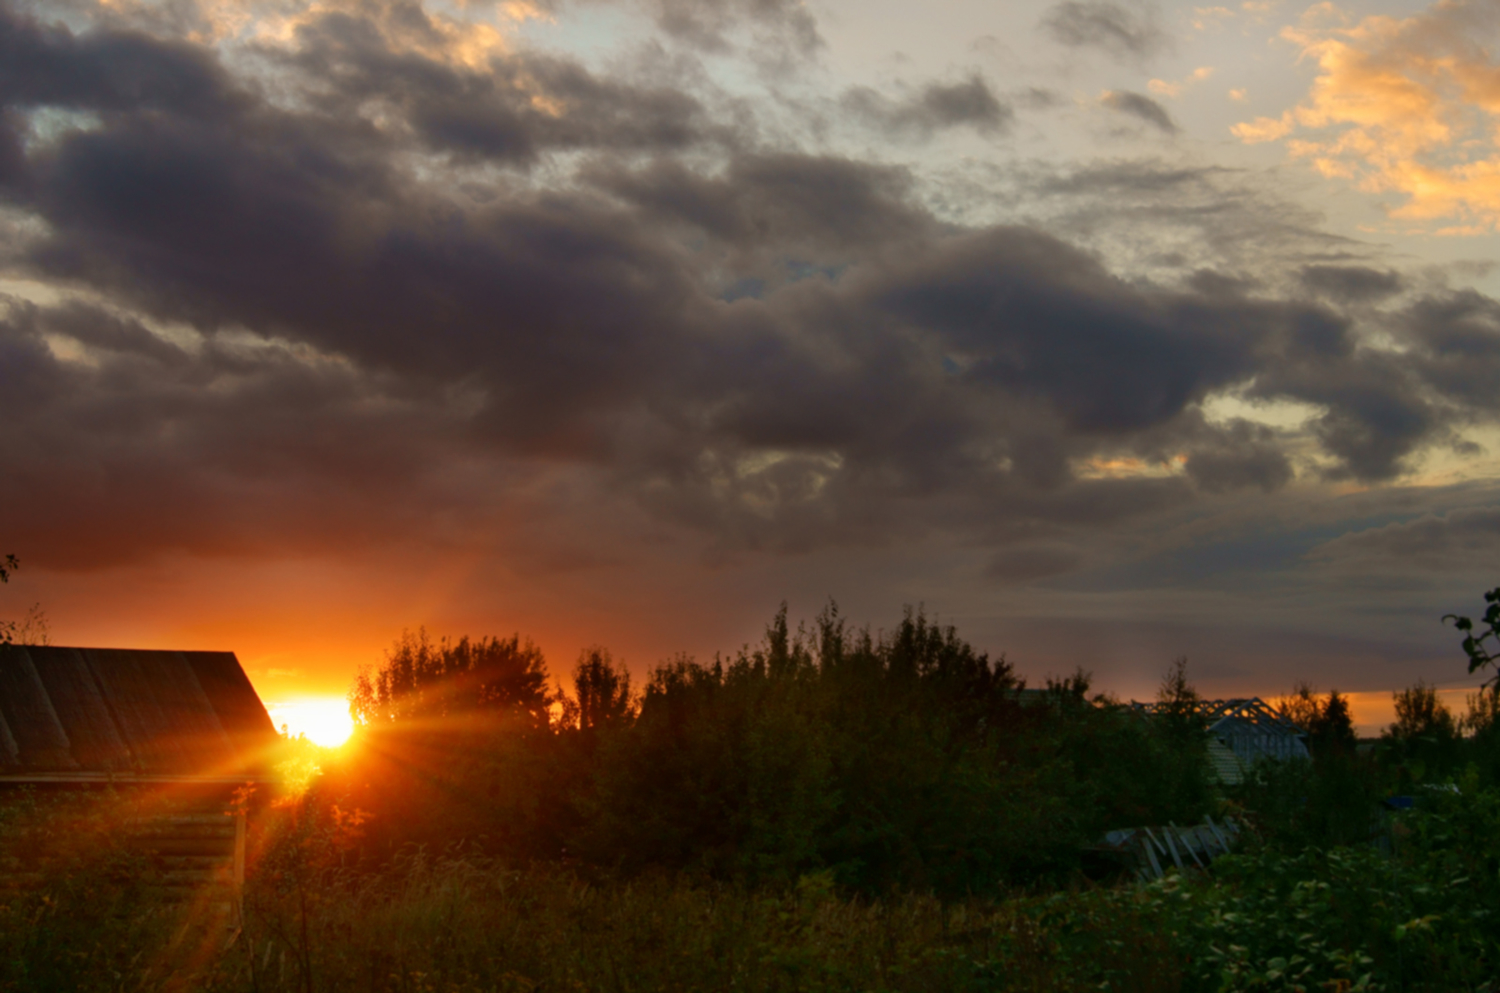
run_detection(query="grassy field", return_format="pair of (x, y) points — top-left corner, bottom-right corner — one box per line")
(2, 777), (1497, 992)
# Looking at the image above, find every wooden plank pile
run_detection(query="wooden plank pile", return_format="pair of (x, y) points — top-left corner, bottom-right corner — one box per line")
(1097, 815), (1241, 881)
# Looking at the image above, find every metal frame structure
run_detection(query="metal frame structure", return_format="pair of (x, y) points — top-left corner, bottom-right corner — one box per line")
(1133, 696), (1311, 767)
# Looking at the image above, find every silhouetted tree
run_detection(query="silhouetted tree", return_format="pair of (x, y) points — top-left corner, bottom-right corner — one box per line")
(1306, 689), (1357, 758)
(325, 603), (1215, 890)
(1274, 681), (1322, 731)
(350, 629), (554, 728)
(567, 646), (635, 735)
(1390, 681), (1457, 741)
(1383, 681), (1462, 779)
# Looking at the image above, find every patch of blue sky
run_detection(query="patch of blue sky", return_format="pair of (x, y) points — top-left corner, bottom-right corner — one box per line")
(720, 276), (765, 302)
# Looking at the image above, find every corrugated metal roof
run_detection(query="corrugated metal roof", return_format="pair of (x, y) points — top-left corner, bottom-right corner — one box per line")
(0, 646), (279, 777)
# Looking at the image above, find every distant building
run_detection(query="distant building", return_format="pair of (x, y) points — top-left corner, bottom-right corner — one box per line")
(1133, 697), (1310, 786)
(0, 646), (279, 783)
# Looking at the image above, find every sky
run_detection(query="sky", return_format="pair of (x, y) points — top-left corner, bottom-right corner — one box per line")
(4, 0), (1500, 735)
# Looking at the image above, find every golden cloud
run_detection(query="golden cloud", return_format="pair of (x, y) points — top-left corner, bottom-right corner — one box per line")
(1233, 0), (1500, 233)
(1148, 66), (1215, 98)
(185, 0), (535, 68)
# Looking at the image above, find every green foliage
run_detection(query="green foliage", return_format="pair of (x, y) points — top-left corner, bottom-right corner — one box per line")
(564, 645), (635, 735)
(1444, 587), (1500, 695)
(0, 790), (227, 991)
(569, 605), (1215, 893)
(1200, 781), (1500, 991)
(321, 604), (1216, 894)
(12, 781), (1497, 992)
(1382, 681), (1464, 783)
(1306, 689), (1358, 758)
(1464, 689), (1500, 786)
(1233, 751), (1386, 851)
(350, 629), (555, 728)
(1272, 684), (1358, 761)
(15, 590), (1500, 990)
(1147, 658), (1214, 819)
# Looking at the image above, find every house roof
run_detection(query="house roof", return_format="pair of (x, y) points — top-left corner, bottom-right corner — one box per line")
(0, 646), (280, 780)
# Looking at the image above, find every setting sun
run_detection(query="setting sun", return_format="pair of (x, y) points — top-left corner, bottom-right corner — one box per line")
(267, 696), (356, 748)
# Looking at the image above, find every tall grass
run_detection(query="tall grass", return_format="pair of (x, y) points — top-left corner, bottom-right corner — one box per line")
(222, 856), (1183, 993)
(6, 776), (1499, 992)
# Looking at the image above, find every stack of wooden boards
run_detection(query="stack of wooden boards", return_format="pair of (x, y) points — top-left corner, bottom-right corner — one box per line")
(1097, 816), (1242, 880)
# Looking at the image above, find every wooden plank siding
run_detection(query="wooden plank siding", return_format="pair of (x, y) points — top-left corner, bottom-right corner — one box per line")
(0, 809), (248, 920)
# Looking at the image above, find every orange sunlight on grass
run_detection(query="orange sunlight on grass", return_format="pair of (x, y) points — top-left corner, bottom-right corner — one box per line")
(267, 695), (356, 748)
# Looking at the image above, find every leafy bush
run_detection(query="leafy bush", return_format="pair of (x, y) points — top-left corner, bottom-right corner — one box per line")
(1233, 751), (1388, 851)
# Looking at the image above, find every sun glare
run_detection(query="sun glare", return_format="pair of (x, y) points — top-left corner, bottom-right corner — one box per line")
(269, 696), (355, 748)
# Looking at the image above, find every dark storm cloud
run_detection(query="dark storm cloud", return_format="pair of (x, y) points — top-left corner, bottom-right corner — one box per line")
(280, 7), (713, 165)
(1400, 289), (1500, 413)
(1183, 419), (1293, 493)
(1239, 303), (1444, 481)
(3, 0), (1500, 579)
(0, 4), (242, 118)
(0, 297), (484, 567)
(1300, 265), (1404, 303)
(841, 75), (1013, 139)
(1100, 89), (1177, 133)
(869, 228), (1259, 433)
(1040, 0), (1168, 59)
(1309, 505), (1500, 574)
(587, 154), (933, 258)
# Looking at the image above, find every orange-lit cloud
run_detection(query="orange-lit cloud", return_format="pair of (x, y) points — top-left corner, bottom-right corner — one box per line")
(1148, 66), (1214, 98)
(1234, 0), (1500, 232)
(245, 0), (521, 69)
